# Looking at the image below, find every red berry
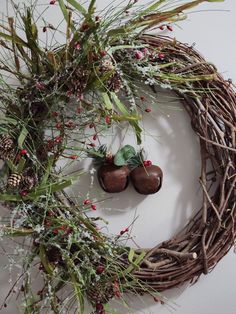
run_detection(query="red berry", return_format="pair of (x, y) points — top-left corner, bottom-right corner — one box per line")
(20, 190), (28, 197)
(77, 93), (84, 101)
(65, 120), (75, 128)
(50, 0), (56, 4)
(105, 116), (111, 125)
(47, 211), (54, 217)
(83, 199), (91, 205)
(39, 264), (45, 271)
(96, 265), (105, 274)
(20, 149), (27, 155)
(36, 82), (45, 91)
(54, 136), (63, 144)
(135, 50), (144, 60)
(159, 25), (165, 30)
(69, 155), (77, 160)
(75, 42), (81, 50)
(55, 122), (61, 130)
(93, 134), (97, 141)
(45, 220), (51, 227)
(88, 143), (96, 147)
(120, 228), (129, 235)
(113, 281), (121, 298)
(167, 25), (173, 31)
(47, 139), (54, 150)
(140, 96), (145, 101)
(89, 123), (95, 129)
(158, 53), (165, 59)
(81, 23), (89, 31)
(101, 51), (107, 57)
(145, 108), (152, 113)
(91, 204), (97, 210)
(96, 303), (104, 312)
(143, 160), (152, 167)
(141, 48), (149, 56)
(66, 90), (73, 98)
(52, 111), (59, 117)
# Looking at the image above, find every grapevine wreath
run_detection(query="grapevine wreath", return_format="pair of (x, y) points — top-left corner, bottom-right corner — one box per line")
(0, 0), (235, 313)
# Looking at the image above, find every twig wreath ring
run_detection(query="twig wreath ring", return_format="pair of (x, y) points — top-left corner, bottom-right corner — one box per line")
(0, 0), (235, 313)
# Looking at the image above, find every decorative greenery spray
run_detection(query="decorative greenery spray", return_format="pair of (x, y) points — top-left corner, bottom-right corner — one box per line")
(0, 0), (227, 313)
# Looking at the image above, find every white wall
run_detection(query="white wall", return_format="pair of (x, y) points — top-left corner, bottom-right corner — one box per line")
(0, 1), (235, 313)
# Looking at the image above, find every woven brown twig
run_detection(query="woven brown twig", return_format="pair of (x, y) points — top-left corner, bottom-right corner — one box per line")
(123, 35), (236, 291)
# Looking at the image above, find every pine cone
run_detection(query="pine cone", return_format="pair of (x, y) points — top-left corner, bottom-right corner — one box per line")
(0, 135), (15, 160)
(46, 246), (62, 264)
(87, 283), (114, 305)
(0, 135), (14, 150)
(107, 73), (122, 93)
(22, 174), (38, 190)
(0, 149), (15, 161)
(7, 173), (23, 188)
(100, 59), (114, 72)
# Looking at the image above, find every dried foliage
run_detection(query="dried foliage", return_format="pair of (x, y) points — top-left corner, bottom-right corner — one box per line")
(0, 0), (234, 313)
(129, 35), (236, 290)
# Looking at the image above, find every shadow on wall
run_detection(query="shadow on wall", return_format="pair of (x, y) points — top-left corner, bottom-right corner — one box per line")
(67, 85), (201, 234)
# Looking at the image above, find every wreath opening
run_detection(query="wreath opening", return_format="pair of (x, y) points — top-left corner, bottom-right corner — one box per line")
(0, 0), (235, 313)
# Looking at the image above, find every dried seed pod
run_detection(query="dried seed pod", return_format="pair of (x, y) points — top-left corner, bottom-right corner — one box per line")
(107, 73), (122, 93)
(7, 173), (23, 188)
(100, 59), (114, 72)
(46, 246), (62, 264)
(87, 283), (114, 306)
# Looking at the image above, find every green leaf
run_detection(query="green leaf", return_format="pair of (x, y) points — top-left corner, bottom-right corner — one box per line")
(0, 193), (21, 201)
(121, 251), (146, 276)
(108, 44), (147, 54)
(140, 0), (166, 16)
(2, 226), (35, 236)
(40, 155), (55, 186)
(133, 251), (146, 266)
(71, 273), (84, 314)
(114, 145), (136, 166)
(0, 179), (75, 202)
(29, 179), (73, 198)
(0, 31), (28, 47)
(128, 248), (135, 263)
(58, 0), (77, 33)
(130, 120), (142, 145)
(6, 159), (17, 172)
(111, 93), (142, 144)
(88, 0), (96, 14)
(16, 157), (26, 173)
(58, 0), (70, 24)
(18, 126), (28, 149)
(39, 245), (54, 276)
(67, 0), (87, 17)
(0, 117), (18, 125)
(107, 0), (225, 37)
(101, 92), (113, 110)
